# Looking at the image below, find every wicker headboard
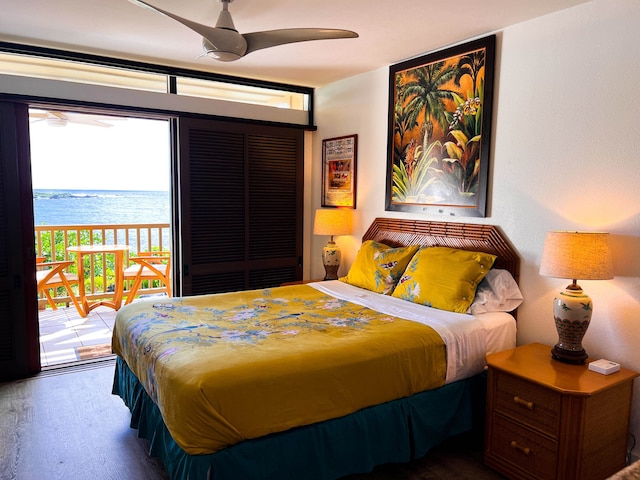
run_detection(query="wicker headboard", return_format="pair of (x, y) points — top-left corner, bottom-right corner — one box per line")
(362, 218), (520, 282)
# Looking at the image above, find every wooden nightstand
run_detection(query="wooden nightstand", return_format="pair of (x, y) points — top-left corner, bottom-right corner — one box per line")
(484, 343), (638, 480)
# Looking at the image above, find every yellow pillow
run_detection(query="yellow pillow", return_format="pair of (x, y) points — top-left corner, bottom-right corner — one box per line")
(391, 246), (497, 313)
(339, 240), (419, 294)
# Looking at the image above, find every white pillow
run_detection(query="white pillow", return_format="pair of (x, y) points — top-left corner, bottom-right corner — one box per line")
(469, 269), (523, 315)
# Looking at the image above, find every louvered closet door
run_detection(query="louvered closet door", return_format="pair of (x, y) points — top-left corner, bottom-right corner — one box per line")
(0, 102), (40, 379)
(177, 118), (303, 295)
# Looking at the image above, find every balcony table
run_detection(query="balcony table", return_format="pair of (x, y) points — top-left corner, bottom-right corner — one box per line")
(66, 244), (131, 314)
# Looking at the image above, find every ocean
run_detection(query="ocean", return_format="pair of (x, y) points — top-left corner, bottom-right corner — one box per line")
(33, 189), (170, 226)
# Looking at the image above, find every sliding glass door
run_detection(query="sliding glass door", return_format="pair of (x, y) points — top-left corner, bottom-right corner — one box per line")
(0, 104), (305, 379)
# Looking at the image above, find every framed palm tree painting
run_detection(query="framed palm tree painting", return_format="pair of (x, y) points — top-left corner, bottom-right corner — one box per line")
(385, 35), (495, 217)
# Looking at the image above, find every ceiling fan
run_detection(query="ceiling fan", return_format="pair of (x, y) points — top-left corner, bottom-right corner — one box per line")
(130, 0), (359, 62)
(29, 110), (123, 128)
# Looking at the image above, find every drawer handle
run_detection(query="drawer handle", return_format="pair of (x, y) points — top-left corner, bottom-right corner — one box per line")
(510, 440), (531, 456)
(513, 395), (534, 410)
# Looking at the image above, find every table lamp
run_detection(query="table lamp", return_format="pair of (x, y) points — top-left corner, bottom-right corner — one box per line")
(313, 208), (353, 280)
(539, 231), (613, 364)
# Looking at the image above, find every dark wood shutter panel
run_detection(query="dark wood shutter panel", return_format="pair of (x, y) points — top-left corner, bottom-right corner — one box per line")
(248, 134), (298, 260)
(188, 129), (245, 265)
(249, 267), (298, 290)
(192, 272), (246, 295)
(178, 118), (303, 296)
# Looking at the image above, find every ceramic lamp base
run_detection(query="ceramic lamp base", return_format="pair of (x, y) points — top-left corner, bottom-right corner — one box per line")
(322, 241), (341, 281)
(551, 286), (592, 364)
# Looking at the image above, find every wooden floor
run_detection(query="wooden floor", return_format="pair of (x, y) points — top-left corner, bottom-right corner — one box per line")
(0, 361), (506, 479)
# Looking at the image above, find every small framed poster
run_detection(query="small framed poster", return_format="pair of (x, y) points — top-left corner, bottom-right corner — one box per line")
(321, 134), (357, 208)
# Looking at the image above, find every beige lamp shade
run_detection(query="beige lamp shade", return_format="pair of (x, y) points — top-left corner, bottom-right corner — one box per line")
(539, 230), (613, 364)
(313, 209), (353, 237)
(539, 231), (613, 281)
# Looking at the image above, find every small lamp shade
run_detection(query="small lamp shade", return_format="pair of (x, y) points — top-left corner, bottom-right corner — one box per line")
(539, 231), (613, 364)
(313, 209), (353, 280)
(539, 231), (613, 281)
(313, 209), (353, 237)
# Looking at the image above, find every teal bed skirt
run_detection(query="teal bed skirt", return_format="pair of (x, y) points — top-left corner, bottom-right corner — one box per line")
(112, 357), (485, 480)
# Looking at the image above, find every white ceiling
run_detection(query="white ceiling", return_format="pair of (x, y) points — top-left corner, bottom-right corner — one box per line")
(0, 0), (588, 88)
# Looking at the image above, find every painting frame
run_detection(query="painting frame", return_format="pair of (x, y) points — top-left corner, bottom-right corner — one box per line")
(321, 134), (358, 208)
(385, 35), (495, 217)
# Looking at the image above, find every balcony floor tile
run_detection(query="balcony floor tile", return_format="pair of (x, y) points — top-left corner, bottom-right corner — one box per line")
(39, 305), (117, 368)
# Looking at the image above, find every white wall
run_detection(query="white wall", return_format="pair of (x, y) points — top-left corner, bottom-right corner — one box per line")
(313, 0), (640, 461)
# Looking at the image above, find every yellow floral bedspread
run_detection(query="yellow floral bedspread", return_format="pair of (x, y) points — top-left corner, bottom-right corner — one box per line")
(111, 284), (446, 455)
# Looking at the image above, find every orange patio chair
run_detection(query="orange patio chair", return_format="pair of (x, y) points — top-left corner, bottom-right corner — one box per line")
(124, 251), (171, 305)
(36, 260), (86, 317)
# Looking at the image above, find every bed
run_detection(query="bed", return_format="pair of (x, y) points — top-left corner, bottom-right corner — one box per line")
(111, 218), (521, 479)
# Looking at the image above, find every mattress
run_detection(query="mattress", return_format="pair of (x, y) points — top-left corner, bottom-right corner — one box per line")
(311, 280), (517, 382)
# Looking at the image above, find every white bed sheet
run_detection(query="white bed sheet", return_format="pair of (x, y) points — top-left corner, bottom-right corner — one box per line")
(310, 280), (516, 383)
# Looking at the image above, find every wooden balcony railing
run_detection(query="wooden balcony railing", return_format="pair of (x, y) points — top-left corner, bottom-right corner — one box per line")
(35, 223), (171, 307)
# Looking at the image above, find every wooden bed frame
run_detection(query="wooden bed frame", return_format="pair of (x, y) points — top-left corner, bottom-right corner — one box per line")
(363, 218), (519, 281)
(112, 218), (520, 480)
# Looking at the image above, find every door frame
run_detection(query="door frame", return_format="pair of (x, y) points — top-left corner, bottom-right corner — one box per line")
(2, 101), (177, 377)
(0, 101), (39, 378)
(1, 96), (308, 378)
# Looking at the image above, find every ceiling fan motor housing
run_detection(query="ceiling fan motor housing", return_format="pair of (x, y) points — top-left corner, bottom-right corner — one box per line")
(202, 32), (247, 61)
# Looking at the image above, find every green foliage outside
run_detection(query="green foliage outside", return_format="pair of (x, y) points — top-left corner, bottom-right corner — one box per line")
(37, 226), (168, 306)
(38, 230), (115, 295)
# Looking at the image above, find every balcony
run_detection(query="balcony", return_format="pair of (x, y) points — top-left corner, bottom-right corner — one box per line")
(35, 223), (170, 368)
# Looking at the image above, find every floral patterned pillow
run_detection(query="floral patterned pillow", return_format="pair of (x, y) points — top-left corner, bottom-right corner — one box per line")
(392, 246), (496, 313)
(340, 240), (419, 295)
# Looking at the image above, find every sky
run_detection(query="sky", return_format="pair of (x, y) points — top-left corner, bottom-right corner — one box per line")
(29, 112), (171, 191)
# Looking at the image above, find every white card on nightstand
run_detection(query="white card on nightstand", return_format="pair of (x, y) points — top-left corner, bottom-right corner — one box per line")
(588, 359), (621, 375)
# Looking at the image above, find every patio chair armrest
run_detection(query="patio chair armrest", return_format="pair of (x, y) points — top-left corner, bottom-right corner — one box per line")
(38, 260), (74, 269)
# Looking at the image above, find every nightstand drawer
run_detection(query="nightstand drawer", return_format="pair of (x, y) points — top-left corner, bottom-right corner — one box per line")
(489, 413), (558, 479)
(494, 371), (561, 437)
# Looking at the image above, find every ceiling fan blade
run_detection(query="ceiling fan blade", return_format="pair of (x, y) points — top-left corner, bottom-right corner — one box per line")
(49, 111), (68, 120)
(29, 109), (122, 127)
(129, 0), (221, 45)
(244, 28), (359, 55)
(28, 110), (62, 124)
(65, 116), (116, 128)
